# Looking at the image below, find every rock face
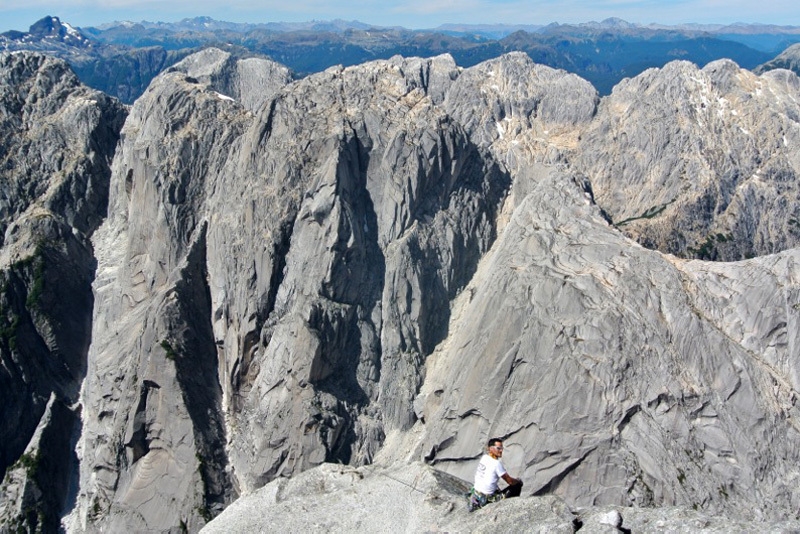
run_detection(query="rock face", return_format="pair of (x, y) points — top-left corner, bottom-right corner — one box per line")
(575, 59), (800, 260)
(400, 170), (800, 519)
(200, 461), (800, 533)
(0, 51), (126, 532)
(71, 51), (515, 532)
(163, 48), (293, 113)
(2, 46), (800, 533)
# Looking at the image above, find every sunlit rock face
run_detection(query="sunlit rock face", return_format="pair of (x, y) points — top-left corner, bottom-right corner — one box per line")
(575, 59), (800, 261)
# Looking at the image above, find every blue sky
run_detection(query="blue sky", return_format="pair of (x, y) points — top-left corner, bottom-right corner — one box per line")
(2, 0), (799, 34)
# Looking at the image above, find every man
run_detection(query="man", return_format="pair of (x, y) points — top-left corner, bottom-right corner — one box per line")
(468, 437), (523, 512)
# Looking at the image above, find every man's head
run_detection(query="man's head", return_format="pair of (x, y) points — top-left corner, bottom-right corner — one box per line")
(487, 438), (504, 458)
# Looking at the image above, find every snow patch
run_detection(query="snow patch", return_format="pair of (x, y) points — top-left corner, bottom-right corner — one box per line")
(63, 22), (81, 38)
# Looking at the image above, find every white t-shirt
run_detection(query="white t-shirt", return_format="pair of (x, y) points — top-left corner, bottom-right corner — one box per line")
(473, 453), (506, 494)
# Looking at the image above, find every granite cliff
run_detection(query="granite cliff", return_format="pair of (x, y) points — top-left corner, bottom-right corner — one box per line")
(0, 51), (126, 532)
(0, 48), (799, 532)
(575, 59), (800, 260)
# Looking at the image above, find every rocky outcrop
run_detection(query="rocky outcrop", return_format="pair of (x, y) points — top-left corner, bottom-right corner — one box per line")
(201, 461), (800, 533)
(387, 57), (800, 521)
(164, 47), (292, 112)
(0, 51), (126, 532)
(443, 52), (598, 168)
(574, 59), (800, 260)
(392, 167), (800, 520)
(3, 45), (800, 533)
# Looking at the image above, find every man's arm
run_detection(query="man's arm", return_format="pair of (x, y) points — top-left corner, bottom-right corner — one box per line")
(501, 472), (520, 486)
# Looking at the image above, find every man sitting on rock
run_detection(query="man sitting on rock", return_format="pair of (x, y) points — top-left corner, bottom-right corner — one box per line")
(468, 438), (523, 511)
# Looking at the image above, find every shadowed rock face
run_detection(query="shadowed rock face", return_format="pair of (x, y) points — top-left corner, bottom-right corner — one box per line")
(0, 51), (127, 532)
(2, 47), (800, 533)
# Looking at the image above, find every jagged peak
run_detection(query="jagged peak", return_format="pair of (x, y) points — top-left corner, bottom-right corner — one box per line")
(2, 15), (94, 48)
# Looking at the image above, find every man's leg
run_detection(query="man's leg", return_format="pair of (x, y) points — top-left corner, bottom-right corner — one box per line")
(468, 488), (488, 511)
(502, 480), (523, 498)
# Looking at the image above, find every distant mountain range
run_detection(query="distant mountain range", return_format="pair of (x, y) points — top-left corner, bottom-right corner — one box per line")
(3, 15), (800, 102)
